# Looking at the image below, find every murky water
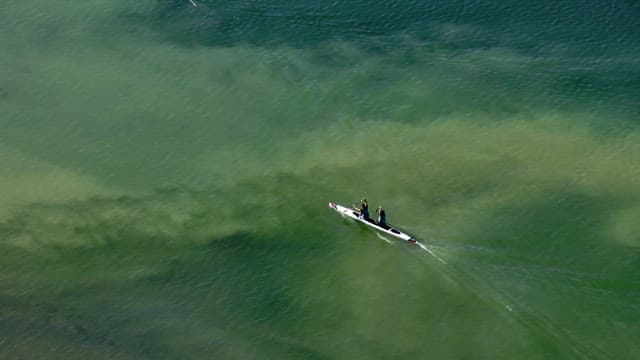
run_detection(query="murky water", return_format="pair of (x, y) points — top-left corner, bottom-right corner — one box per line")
(1, 1), (639, 358)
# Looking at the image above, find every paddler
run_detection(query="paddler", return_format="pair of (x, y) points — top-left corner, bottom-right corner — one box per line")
(376, 206), (387, 228)
(353, 197), (370, 220)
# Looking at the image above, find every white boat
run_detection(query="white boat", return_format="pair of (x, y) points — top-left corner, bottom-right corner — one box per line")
(329, 202), (417, 244)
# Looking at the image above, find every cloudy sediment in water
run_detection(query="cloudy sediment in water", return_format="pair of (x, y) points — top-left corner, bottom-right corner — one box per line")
(1, 0), (639, 358)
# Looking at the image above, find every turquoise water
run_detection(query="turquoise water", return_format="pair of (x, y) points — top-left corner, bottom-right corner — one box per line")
(1, 0), (639, 358)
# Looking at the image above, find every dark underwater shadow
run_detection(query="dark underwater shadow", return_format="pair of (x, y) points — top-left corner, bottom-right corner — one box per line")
(128, 0), (640, 55)
(129, 0), (440, 49)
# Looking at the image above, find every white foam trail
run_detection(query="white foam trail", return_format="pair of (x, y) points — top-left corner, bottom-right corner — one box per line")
(376, 233), (393, 244)
(417, 242), (447, 264)
(188, 0), (197, 6)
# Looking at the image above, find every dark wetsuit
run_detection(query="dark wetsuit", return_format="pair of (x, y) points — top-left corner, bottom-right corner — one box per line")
(360, 202), (369, 220)
(377, 209), (386, 227)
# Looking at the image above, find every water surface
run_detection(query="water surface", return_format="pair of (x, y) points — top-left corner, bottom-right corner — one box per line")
(1, 0), (639, 358)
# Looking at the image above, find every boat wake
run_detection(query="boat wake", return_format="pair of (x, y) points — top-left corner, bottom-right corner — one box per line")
(416, 241), (447, 264)
(376, 233), (393, 244)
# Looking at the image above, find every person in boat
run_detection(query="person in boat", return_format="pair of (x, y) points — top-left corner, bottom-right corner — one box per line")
(376, 206), (387, 228)
(352, 198), (370, 220)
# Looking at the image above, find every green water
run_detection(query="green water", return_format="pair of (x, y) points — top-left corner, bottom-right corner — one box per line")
(1, 0), (639, 358)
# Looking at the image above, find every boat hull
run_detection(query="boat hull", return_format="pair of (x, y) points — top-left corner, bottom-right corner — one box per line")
(329, 202), (416, 244)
